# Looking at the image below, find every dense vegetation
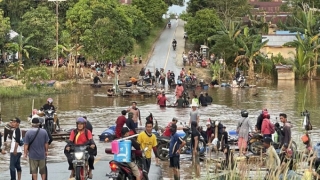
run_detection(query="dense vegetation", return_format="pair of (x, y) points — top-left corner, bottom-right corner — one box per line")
(182, 0), (320, 80)
(0, 0), (169, 64)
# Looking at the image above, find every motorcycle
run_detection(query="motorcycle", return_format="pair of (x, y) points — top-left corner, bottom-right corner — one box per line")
(172, 43), (176, 51)
(106, 147), (149, 180)
(168, 75), (175, 88)
(247, 129), (297, 155)
(44, 110), (55, 134)
(71, 145), (90, 180)
(157, 122), (206, 161)
(142, 75), (155, 84)
(168, 24), (171, 28)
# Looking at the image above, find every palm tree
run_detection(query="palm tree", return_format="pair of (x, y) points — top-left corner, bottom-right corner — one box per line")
(5, 33), (39, 62)
(234, 27), (269, 79)
(284, 33), (320, 79)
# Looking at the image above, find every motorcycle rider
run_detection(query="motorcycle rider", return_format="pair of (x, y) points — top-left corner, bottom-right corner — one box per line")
(41, 98), (60, 131)
(65, 117), (96, 179)
(121, 127), (141, 180)
(168, 20), (171, 28)
(172, 39), (177, 46)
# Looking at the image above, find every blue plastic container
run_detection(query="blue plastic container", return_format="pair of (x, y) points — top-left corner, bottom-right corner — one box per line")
(203, 85), (208, 90)
(228, 130), (238, 136)
(114, 140), (132, 162)
(176, 131), (185, 138)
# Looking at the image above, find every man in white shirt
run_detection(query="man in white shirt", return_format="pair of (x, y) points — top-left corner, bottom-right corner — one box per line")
(10, 117), (23, 180)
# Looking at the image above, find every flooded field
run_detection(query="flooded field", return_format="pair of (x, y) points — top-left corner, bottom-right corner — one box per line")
(0, 80), (320, 179)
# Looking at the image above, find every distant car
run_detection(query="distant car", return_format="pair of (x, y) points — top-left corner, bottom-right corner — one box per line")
(184, 32), (188, 39)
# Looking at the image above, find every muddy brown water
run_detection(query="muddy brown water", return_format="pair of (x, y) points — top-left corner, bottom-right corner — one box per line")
(0, 80), (320, 179)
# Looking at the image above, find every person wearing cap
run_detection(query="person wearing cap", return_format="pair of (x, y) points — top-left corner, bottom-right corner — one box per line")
(24, 118), (50, 180)
(189, 102), (200, 126)
(262, 137), (280, 179)
(10, 117), (22, 180)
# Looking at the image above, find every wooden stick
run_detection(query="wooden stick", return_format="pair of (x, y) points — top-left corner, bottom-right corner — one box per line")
(32, 99), (34, 113)
(115, 134), (139, 141)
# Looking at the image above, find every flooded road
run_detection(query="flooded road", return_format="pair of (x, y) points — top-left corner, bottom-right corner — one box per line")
(1, 80), (320, 179)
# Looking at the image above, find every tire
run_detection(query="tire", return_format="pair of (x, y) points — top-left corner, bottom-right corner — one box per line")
(249, 141), (264, 155)
(75, 166), (82, 180)
(157, 143), (169, 161)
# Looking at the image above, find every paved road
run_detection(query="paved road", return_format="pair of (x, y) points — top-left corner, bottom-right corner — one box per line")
(146, 19), (185, 84)
(0, 154), (162, 180)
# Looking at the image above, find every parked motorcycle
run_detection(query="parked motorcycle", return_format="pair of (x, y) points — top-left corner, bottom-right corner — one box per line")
(157, 122), (206, 161)
(247, 130), (297, 155)
(44, 110), (55, 134)
(106, 148), (149, 180)
(142, 75), (155, 84)
(172, 43), (176, 51)
(71, 145), (90, 180)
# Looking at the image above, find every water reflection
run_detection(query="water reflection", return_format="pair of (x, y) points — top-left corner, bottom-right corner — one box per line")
(1, 81), (320, 178)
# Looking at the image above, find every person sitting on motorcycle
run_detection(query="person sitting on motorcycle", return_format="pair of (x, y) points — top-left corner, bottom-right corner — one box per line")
(121, 127), (141, 180)
(41, 98), (61, 130)
(42, 98), (55, 111)
(172, 39), (177, 46)
(65, 117), (96, 179)
(162, 118), (183, 137)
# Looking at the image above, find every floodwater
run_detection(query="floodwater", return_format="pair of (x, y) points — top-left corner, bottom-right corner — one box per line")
(0, 80), (320, 179)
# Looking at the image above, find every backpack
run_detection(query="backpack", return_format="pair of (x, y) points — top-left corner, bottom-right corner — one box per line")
(268, 120), (275, 134)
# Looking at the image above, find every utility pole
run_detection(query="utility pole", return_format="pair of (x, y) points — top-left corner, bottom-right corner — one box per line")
(48, 0), (66, 72)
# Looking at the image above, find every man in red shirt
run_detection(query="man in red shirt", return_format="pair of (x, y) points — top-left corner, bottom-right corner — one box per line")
(65, 117), (96, 179)
(162, 118), (183, 137)
(158, 92), (169, 108)
(115, 110), (127, 138)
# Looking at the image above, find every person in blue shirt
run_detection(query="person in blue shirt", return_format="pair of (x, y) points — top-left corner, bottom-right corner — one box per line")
(169, 123), (186, 180)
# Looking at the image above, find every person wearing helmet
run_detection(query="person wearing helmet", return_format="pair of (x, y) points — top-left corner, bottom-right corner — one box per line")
(237, 110), (253, 156)
(42, 98), (55, 111)
(65, 117), (96, 179)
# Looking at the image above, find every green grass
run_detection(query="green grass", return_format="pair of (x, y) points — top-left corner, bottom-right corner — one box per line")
(130, 21), (167, 63)
(0, 86), (69, 98)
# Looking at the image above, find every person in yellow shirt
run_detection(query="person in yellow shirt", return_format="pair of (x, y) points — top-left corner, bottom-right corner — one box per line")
(129, 76), (138, 89)
(137, 121), (159, 173)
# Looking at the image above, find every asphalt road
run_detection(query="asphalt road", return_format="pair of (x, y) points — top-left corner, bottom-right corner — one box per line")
(145, 19), (185, 84)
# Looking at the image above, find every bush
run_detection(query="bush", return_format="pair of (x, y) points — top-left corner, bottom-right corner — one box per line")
(21, 66), (50, 89)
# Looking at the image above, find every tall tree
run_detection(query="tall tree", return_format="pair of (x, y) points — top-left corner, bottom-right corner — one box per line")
(66, 0), (134, 61)
(18, 6), (55, 59)
(132, 0), (168, 26)
(211, 0), (251, 22)
(122, 5), (152, 42)
(185, 9), (220, 45)
(0, 9), (11, 61)
(187, 0), (214, 17)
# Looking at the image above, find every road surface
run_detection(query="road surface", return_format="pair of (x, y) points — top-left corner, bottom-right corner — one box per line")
(145, 19), (186, 84)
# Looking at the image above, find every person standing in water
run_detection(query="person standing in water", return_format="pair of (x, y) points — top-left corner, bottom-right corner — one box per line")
(127, 102), (141, 128)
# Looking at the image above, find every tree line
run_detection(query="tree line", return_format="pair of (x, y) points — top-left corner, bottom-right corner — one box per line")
(0, 0), (173, 64)
(182, 0), (320, 79)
